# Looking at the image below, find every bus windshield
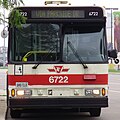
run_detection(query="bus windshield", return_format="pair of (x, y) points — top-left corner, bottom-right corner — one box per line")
(11, 23), (60, 62)
(63, 23), (107, 63)
(10, 22), (107, 63)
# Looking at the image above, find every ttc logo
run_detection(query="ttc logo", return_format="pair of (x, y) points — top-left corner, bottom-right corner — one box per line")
(48, 66), (69, 73)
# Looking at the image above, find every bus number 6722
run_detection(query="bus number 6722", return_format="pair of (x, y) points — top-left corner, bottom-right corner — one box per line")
(49, 76), (69, 84)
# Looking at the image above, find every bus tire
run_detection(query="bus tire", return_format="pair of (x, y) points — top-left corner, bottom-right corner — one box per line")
(89, 108), (101, 117)
(10, 109), (21, 118)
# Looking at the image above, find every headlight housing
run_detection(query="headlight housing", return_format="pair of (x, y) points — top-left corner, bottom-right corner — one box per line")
(16, 89), (32, 96)
(85, 89), (100, 96)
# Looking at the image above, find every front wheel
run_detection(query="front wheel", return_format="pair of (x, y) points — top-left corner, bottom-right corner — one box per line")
(89, 108), (101, 117)
(10, 108), (21, 118)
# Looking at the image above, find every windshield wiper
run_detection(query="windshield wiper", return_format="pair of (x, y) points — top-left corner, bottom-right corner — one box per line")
(67, 41), (88, 69)
(32, 46), (57, 69)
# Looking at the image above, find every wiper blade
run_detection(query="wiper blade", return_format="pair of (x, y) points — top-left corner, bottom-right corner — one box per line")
(32, 46), (56, 69)
(67, 41), (88, 69)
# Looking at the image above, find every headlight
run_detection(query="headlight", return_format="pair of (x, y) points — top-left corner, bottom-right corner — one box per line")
(93, 89), (100, 95)
(85, 89), (93, 96)
(24, 89), (32, 95)
(16, 90), (24, 96)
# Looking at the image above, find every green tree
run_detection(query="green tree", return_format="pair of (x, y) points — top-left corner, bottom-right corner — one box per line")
(0, 0), (26, 28)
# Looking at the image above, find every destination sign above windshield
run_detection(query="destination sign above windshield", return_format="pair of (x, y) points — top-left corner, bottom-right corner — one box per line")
(31, 10), (85, 18)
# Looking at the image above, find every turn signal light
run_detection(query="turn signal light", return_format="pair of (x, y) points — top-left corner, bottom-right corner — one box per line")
(102, 88), (106, 96)
(11, 89), (15, 97)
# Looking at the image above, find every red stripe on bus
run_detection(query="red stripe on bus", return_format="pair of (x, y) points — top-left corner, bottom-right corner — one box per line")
(8, 74), (108, 85)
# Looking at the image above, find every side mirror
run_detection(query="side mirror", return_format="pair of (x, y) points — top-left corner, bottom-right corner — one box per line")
(108, 49), (119, 64)
(108, 49), (117, 58)
(114, 58), (119, 64)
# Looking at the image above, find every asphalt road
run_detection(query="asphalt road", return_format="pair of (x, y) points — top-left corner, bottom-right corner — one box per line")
(5, 74), (120, 120)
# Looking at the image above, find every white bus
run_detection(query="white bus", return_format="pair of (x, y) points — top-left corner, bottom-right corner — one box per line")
(7, 1), (118, 118)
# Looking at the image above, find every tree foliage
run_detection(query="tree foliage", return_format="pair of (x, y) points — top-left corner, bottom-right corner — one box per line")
(0, 0), (26, 28)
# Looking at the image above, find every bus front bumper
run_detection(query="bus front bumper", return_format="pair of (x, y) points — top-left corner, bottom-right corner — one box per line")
(9, 97), (108, 108)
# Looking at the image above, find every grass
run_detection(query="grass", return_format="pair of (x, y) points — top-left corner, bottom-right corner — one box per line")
(108, 64), (120, 73)
(109, 69), (120, 73)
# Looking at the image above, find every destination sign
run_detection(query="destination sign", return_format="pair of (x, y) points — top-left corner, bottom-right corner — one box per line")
(31, 10), (85, 18)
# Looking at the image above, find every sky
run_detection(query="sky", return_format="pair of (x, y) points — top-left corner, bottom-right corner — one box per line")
(0, 0), (120, 47)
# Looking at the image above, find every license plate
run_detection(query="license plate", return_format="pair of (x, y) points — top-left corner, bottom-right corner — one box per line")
(16, 82), (28, 88)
